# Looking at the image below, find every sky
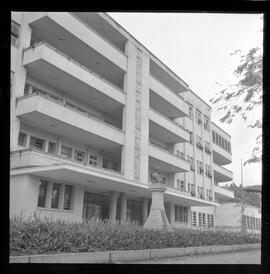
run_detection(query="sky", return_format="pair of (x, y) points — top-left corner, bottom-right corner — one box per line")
(108, 12), (263, 187)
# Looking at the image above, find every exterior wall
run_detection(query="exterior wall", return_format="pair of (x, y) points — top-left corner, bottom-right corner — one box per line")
(10, 12), (234, 225)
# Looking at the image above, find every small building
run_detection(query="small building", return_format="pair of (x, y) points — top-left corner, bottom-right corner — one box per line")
(214, 202), (261, 234)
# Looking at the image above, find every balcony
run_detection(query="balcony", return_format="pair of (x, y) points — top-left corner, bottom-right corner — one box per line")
(214, 185), (234, 201)
(16, 94), (124, 153)
(212, 143), (232, 165)
(148, 143), (190, 173)
(23, 42), (125, 121)
(26, 12), (126, 88)
(149, 108), (189, 144)
(213, 163), (233, 182)
(10, 149), (152, 197)
(149, 76), (189, 118)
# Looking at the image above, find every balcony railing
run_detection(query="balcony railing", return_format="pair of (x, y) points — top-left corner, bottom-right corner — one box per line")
(149, 142), (189, 163)
(70, 12), (127, 56)
(149, 107), (188, 132)
(11, 147), (123, 176)
(167, 186), (191, 196)
(26, 41), (125, 93)
(17, 92), (123, 133)
(150, 75), (187, 104)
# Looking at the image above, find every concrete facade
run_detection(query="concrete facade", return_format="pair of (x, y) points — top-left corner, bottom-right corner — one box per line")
(10, 12), (234, 227)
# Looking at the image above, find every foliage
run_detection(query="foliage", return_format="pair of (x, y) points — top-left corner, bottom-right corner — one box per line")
(224, 182), (261, 208)
(210, 42), (262, 165)
(10, 214), (260, 256)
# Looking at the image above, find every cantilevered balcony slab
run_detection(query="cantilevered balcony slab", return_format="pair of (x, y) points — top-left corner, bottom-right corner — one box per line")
(149, 109), (189, 144)
(148, 144), (190, 173)
(25, 12), (127, 74)
(16, 94), (124, 153)
(150, 76), (189, 118)
(212, 143), (232, 165)
(23, 43), (125, 112)
(213, 163), (233, 182)
(214, 185), (234, 201)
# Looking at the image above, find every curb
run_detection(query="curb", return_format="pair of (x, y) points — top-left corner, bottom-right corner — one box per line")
(9, 243), (261, 264)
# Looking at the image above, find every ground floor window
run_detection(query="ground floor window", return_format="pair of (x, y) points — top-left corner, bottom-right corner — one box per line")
(37, 179), (73, 210)
(37, 180), (48, 207)
(51, 183), (61, 209)
(192, 211), (197, 226)
(175, 206), (188, 223)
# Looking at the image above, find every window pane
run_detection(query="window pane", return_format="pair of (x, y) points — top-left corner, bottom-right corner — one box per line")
(63, 185), (73, 210)
(48, 142), (56, 154)
(51, 183), (61, 209)
(30, 136), (45, 151)
(60, 145), (72, 158)
(74, 149), (85, 162)
(37, 180), (48, 207)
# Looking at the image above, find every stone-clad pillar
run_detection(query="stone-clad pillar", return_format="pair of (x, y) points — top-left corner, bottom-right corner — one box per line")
(120, 193), (127, 223)
(170, 203), (175, 226)
(109, 191), (118, 222)
(141, 197), (149, 224)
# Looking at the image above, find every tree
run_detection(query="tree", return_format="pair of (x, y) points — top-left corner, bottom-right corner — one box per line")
(224, 182), (261, 208)
(210, 44), (262, 165)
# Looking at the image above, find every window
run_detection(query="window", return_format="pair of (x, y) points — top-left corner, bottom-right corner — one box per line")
(175, 206), (188, 223)
(197, 161), (204, 175)
(196, 136), (203, 150)
(191, 184), (196, 197)
(63, 185), (73, 210)
(89, 152), (98, 166)
(11, 20), (20, 46)
(60, 145), (72, 158)
(205, 141), (211, 154)
(192, 211), (197, 226)
(189, 105), (194, 120)
(48, 142), (56, 154)
(202, 213), (206, 227)
(207, 214), (214, 227)
(195, 109), (202, 125)
(18, 132), (27, 147)
(189, 132), (194, 145)
(30, 136), (45, 151)
(74, 149), (85, 162)
(228, 142), (231, 153)
(187, 183), (191, 193)
(197, 186), (204, 199)
(198, 212), (202, 226)
(180, 180), (185, 191)
(190, 157), (195, 171)
(51, 183), (61, 209)
(102, 158), (109, 169)
(204, 116), (210, 131)
(37, 180), (48, 207)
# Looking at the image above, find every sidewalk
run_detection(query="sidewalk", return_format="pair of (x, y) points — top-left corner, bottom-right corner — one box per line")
(10, 243), (261, 264)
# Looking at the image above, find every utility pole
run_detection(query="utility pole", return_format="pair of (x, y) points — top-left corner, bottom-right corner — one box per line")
(241, 158), (245, 237)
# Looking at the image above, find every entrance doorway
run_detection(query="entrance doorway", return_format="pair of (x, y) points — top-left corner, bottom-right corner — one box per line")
(83, 192), (109, 221)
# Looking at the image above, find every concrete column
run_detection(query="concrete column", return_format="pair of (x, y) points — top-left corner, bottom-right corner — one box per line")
(141, 197), (148, 224)
(56, 136), (62, 155)
(10, 15), (32, 151)
(109, 191), (118, 222)
(187, 207), (192, 226)
(120, 193), (127, 223)
(170, 203), (175, 226)
(122, 41), (137, 180)
(139, 51), (150, 184)
(45, 182), (53, 208)
(58, 184), (65, 210)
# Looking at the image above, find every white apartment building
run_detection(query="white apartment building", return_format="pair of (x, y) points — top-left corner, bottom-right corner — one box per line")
(10, 12), (234, 227)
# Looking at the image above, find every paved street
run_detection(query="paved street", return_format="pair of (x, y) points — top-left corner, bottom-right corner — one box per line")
(124, 249), (261, 264)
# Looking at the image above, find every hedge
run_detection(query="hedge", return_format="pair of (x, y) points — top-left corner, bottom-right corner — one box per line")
(10, 215), (261, 256)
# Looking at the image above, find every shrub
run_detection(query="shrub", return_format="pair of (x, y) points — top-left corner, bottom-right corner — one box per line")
(9, 215), (261, 256)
